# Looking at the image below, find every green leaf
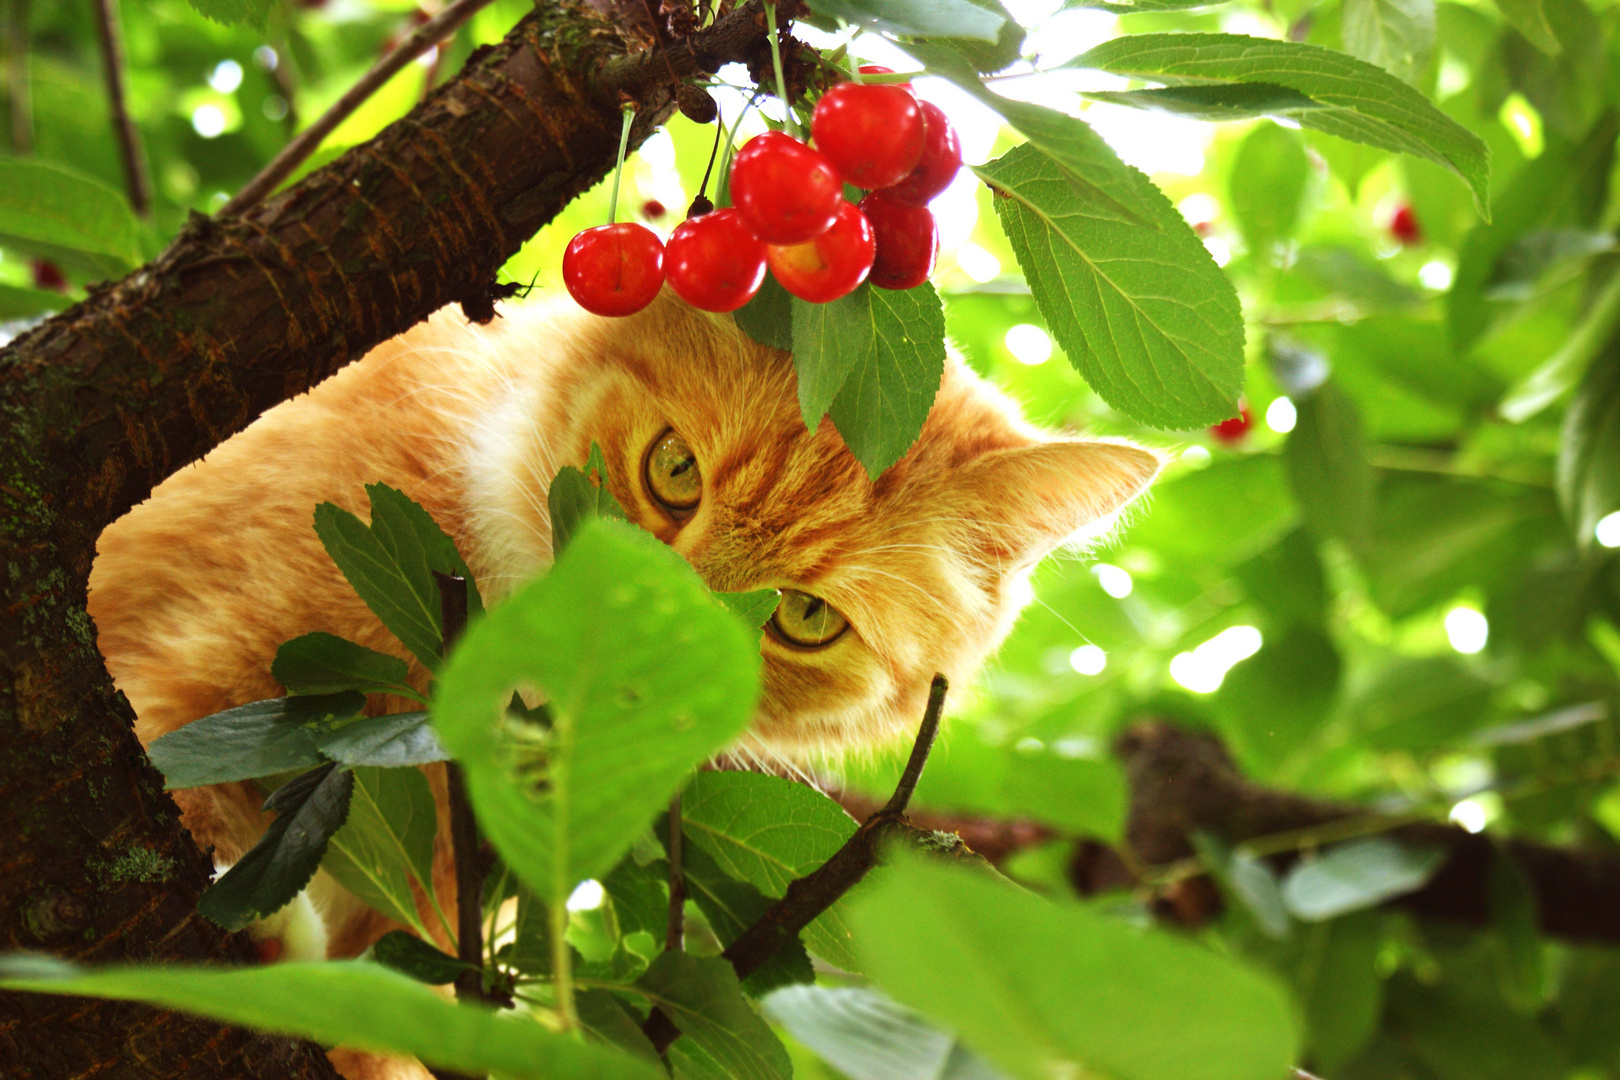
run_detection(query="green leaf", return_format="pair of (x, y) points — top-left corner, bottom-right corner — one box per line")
(998, 748), (1127, 841)
(1193, 833), (1292, 940)
(1556, 343), (1620, 549)
(433, 518), (760, 908)
(508, 883), (554, 975)
(635, 951), (793, 1080)
(1280, 837), (1446, 921)
(1348, 655), (1497, 751)
(1064, 0), (1234, 11)
(1212, 625), (1341, 777)
(0, 157), (141, 271)
(1081, 82), (1325, 122)
(549, 443), (629, 556)
(714, 588), (780, 630)
(182, 0), (272, 31)
(680, 769), (862, 972)
(0, 957), (661, 1080)
(146, 693), (364, 788)
(802, 0), (1005, 41)
(1228, 122), (1309, 255)
(1068, 33), (1491, 214)
(1343, 0), (1435, 84)
(1295, 912), (1384, 1072)
(941, 0), (1026, 73)
(199, 764), (355, 932)
(313, 484), (483, 672)
(316, 711), (448, 768)
(762, 985), (1003, 1080)
(1492, 0), (1562, 55)
(1231, 527), (1328, 628)
(792, 283), (946, 478)
(1489, 848), (1546, 1011)
(373, 931), (471, 985)
(577, 990), (662, 1063)
(974, 141), (1243, 429)
(0, 283), (69, 318)
(1284, 382), (1375, 550)
(733, 273), (793, 352)
(272, 632), (421, 700)
(850, 853), (1299, 1080)
(322, 765), (439, 934)
(678, 840), (815, 996)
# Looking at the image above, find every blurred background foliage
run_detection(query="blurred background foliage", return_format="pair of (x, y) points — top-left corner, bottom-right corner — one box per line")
(8, 0), (1620, 1074)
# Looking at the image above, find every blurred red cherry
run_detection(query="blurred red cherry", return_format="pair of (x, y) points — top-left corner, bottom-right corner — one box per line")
(30, 259), (66, 293)
(1209, 402), (1253, 444)
(1390, 204), (1422, 246)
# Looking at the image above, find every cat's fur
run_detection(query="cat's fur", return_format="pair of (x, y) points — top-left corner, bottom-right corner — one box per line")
(88, 292), (1157, 1077)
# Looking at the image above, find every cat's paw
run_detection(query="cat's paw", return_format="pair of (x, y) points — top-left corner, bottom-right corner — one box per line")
(243, 888), (328, 963)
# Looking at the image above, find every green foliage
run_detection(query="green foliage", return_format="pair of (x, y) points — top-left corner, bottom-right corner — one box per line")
(803, 0), (1006, 41)
(1280, 838), (1446, 920)
(322, 766), (440, 936)
(636, 952), (793, 1080)
(549, 443), (629, 556)
(146, 693), (362, 788)
(373, 931), (471, 985)
(0, 158), (140, 274)
(272, 633), (422, 700)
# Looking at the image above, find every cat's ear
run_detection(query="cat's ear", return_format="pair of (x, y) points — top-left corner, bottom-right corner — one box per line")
(952, 439), (1160, 569)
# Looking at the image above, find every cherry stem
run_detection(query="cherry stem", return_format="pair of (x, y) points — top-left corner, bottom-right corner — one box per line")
(763, 1), (795, 138)
(608, 105), (634, 224)
(697, 110), (723, 200)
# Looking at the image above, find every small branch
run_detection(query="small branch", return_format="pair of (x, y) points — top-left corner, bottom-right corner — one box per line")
(644, 675), (949, 1054)
(89, 0), (148, 217)
(665, 791), (685, 953)
(6, 0), (31, 153)
(434, 572), (489, 1008)
(222, 0), (493, 216)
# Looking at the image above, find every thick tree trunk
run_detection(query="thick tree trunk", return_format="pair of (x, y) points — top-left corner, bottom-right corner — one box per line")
(0, 3), (772, 1075)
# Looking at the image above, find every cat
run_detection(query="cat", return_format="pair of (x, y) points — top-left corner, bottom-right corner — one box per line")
(87, 291), (1158, 1078)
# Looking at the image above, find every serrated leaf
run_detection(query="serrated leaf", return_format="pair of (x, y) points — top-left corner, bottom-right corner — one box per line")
(199, 764), (355, 932)
(322, 765), (438, 934)
(792, 283), (947, 477)
(433, 519), (760, 910)
(974, 141), (1244, 429)
(549, 443), (629, 556)
(636, 951), (793, 1080)
(1080, 83), (1325, 121)
(316, 711), (447, 768)
(680, 769), (862, 973)
(1343, 0), (1435, 84)
(578, 990), (662, 1063)
(0, 957), (661, 1080)
(762, 985), (1009, 1080)
(272, 632), (421, 699)
(1284, 382), (1375, 550)
(1280, 837), (1445, 921)
(714, 588), (780, 630)
(1557, 343), (1620, 549)
(678, 840), (816, 996)
(183, 0), (271, 30)
(1068, 33), (1490, 215)
(803, 0), (1004, 41)
(850, 852), (1299, 1080)
(373, 931), (471, 985)
(0, 158), (141, 271)
(733, 274), (793, 352)
(147, 693), (364, 789)
(942, 0), (1026, 73)
(367, 482), (486, 616)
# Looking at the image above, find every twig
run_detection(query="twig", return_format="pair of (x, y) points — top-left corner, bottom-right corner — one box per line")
(643, 675), (949, 1054)
(665, 791), (685, 952)
(434, 572), (488, 1009)
(6, 0), (30, 153)
(89, 0), (148, 217)
(221, 0), (493, 216)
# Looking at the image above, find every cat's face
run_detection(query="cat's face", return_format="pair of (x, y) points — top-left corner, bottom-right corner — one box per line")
(488, 294), (1158, 759)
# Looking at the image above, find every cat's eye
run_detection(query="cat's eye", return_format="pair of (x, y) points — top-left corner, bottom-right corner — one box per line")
(771, 589), (848, 648)
(645, 429), (702, 511)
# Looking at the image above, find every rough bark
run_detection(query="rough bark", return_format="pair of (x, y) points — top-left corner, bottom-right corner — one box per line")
(0, 3), (772, 1076)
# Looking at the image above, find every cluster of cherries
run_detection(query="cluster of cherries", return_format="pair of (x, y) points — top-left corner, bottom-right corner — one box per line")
(563, 67), (962, 318)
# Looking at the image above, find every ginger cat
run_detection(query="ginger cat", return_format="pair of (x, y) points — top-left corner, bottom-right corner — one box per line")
(87, 292), (1157, 1079)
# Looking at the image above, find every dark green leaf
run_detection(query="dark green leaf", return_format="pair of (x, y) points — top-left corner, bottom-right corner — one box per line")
(1068, 33), (1490, 214)
(1280, 838), (1446, 921)
(1213, 625), (1341, 777)
(1557, 343), (1620, 549)
(372, 931), (470, 985)
(433, 519), (760, 908)
(636, 951), (793, 1080)
(577, 990), (661, 1062)
(1231, 528), (1328, 628)
(762, 985), (1007, 1080)
(714, 588), (780, 629)
(1081, 83), (1326, 122)
(199, 764), (355, 932)
(678, 840), (815, 996)
(1284, 382), (1375, 550)
(316, 711), (447, 768)
(1493, 0), (1562, 55)
(1343, 0), (1435, 84)
(1484, 229), (1614, 301)
(802, 0), (1005, 41)
(182, 0), (271, 30)
(1065, 0), (1233, 11)
(0, 283), (69, 318)
(147, 693), (364, 789)
(0, 957), (660, 1080)
(792, 283), (946, 478)
(272, 632), (420, 699)
(850, 853), (1299, 1080)
(1229, 123), (1309, 255)
(733, 273), (793, 352)
(940, 0), (1026, 73)
(367, 481), (485, 616)
(1348, 655), (1497, 751)
(1489, 848), (1546, 1011)
(1199, 833), (1293, 941)
(322, 765), (438, 934)
(0, 158), (141, 270)
(1296, 912), (1384, 1072)
(998, 748), (1127, 841)
(549, 442), (629, 556)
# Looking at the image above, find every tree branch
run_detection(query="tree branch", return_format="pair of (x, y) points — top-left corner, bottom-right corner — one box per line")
(434, 573), (489, 1011)
(89, 0), (148, 217)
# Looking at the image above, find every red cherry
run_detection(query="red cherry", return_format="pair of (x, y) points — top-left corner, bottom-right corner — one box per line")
(766, 200), (875, 303)
(811, 82), (926, 190)
(1390, 204), (1422, 246)
(664, 208), (768, 313)
(859, 193), (937, 290)
(30, 259), (66, 293)
(878, 101), (962, 208)
(1209, 402), (1253, 444)
(562, 223), (665, 317)
(640, 199), (667, 220)
(730, 132), (843, 245)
